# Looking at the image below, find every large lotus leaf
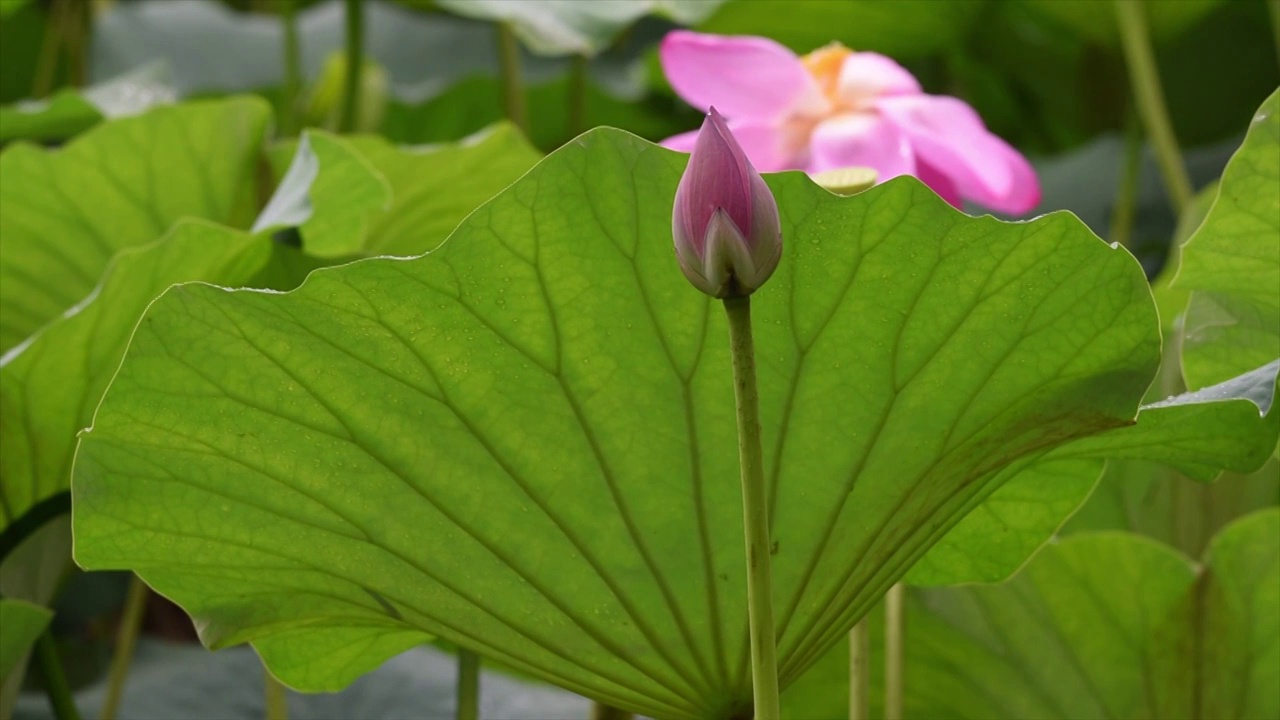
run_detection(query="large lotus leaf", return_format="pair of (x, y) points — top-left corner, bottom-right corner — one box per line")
(0, 62), (176, 144)
(909, 510), (1279, 720)
(0, 222), (283, 538)
(262, 125), (540, 258)
(1024, 0), (1222, 47)
(0, 96), (270, 353)
(72, 128), (1159, 717)
(1174, 90), (1279, 390)
(431, 0), (726, 56)
(697, 1), (985, 57)
(907, 359), (1280, 585)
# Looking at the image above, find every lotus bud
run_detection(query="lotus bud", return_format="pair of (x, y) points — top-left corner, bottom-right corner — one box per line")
(672, 108), (782, 298)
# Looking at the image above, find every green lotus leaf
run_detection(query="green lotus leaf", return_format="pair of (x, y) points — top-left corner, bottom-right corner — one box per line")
(431, 0), (726, 56)
(0, 598), (51, 685)
(783, 510), (1280, 719)
(909, 510), (1280, 720)
(73, 128), (1159, 717)
(1174, 89), (1279, 390)
(0, 222), (285, 536)
(263, 124), (540, 258)
(0, 97), (270, 352)
(1023, 0), (1223, 47)
(0, 62), (176, 144)
(907, 359), (1279, 585)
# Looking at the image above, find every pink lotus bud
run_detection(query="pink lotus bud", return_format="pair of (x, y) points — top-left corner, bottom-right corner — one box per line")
(672, 108), (782, 298)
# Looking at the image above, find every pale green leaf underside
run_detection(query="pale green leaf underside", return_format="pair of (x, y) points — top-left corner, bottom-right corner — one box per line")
(433, 0), (727, 56)
(265, 124), (541, 259)
(73, 129), (1158, 717)
(1175, 90), (1280, 390)
(0, 599), (52, 683)
(0, 97), (270, 352)
(907, 359), (1279, 585)
(905, 510), (1280, 720)
(0, 222), (273, 533)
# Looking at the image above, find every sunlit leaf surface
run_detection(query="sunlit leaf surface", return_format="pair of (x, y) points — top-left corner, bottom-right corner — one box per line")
(73, 128), (1160, 717)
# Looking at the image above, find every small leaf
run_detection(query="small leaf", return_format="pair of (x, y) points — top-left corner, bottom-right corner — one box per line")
(264, 124), (540, 258)
(0, 599), (52, 682)
(0, 97), (270, 352)
(1174, 90), (1280, 389)
(0, 62), (177, 144)
(1, 222), (273, 535)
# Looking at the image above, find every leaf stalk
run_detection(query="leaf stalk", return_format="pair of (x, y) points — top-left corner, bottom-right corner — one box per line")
(723, 295), (780, 720)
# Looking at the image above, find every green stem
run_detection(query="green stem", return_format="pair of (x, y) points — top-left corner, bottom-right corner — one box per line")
(496, 22), (529, 134)
(723, 295), (780, 720)
(1268, 0), (1280, 73)
(338, 0), (363, 133)
(280, 0), (302, 136)
(34, 630), (80, 720)
(1109, 108), (1144, 249)
(848, 619), (869, 720)
(456, 650), (479, 720)
(883, 584), (905, 720)
(591, 703), (634, 720)
(567, 54), (588, 138)
(1115, 0), (1192, 215)
(265, 668), (288, 720)
(32, 0), (65, 98)
(62, 0), (87, 88)
(99, 575), (149, 720)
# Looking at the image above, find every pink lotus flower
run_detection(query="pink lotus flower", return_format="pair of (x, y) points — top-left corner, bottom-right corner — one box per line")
(660, 31), (1041, 215)
(672, 107), (782, 298)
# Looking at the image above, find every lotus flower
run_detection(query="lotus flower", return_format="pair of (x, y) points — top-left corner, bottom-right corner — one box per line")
(660, 31), (1041, 214)
(672, 108), (782, 298)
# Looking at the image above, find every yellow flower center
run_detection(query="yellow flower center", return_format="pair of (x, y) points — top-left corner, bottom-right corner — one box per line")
(801, 42), (853, 106)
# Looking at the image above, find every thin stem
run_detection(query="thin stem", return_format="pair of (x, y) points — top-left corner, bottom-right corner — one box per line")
(32, 0), (65, 98)
(848, 620), (869, 720)
(1115, 0), (1192, 215)
(99, 575), (149, 720)
(280, 0), (302, 135)
(591, 703), (634, 720)
(1268, 0), (1280, 73)
(567, 54), (588, 138)
(496, 22), (529, 134)
(338, 0), (363, 133)
(264, 668), (288, 720)
(456, 650), (479, 720)
(723, 295), (780, 720)
(62, 0), (87, 88)
(883, 584), (905, 720)
(1109, 108), (1144, 249)
(34, 630), (80, 720)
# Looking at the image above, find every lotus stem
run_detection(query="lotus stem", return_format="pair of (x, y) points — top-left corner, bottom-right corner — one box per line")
(496, 22), (529, 134)
(591, 703), (634, 720)
(99, 574), (149, 720)
(1109, 108), (1144, 249)
(568, 54), (588, 137)
(265, 668), (288, 720)
(1115, 0), (1192, 215)
(34, 630), (80, 720)
(338, 0), (363, 133)
(457, 649), (479, 720)
(884, 584), (905, 720)
(848, 619), (869, 720)
(723, 295), (781, 720)
(280, 0), (302, 135)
